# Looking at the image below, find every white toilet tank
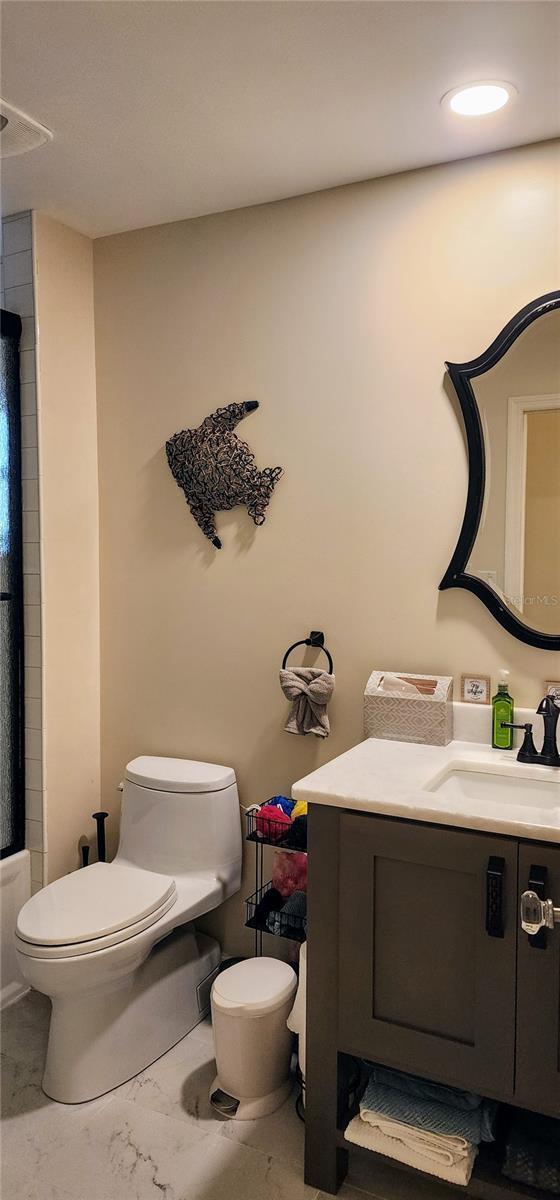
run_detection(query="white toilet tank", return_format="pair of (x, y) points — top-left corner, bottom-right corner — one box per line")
(116, 757), (242, 889)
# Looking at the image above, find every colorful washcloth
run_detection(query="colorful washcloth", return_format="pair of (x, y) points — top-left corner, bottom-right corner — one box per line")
(360, 1077), (497, 1144)
(345, 1116), (477, 1188)
(267, 796), (295, 817)
(290, 799), (308, 821)
(255, 804), (291, 841)
(369, 1065), (483, 1113)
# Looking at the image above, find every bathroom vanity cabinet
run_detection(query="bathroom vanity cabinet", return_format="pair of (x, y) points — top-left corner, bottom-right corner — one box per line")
(305, 804), (560, 1197)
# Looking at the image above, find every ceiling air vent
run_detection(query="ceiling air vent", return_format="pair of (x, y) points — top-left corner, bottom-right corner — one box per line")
(0, 99), (53, 158)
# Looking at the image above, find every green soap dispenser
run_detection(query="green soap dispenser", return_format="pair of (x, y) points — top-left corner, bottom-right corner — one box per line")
(492, 670), (514, 749)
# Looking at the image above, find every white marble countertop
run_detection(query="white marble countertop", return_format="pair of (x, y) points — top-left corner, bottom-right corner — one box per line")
(292, 736), (560, 843)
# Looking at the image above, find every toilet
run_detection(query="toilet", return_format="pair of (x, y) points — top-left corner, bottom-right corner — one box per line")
(15, 756), (242, 1104)
(210, 957), (297, 1119)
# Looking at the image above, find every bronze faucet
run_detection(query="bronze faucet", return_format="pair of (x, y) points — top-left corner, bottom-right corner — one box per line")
(501, 695), (560, 768)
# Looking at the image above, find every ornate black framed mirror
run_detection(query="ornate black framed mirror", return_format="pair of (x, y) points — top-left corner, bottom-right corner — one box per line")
(440, 291), (560, 651)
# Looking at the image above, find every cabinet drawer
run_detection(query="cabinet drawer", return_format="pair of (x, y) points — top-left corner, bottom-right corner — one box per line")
(338, 813), (518, 1100)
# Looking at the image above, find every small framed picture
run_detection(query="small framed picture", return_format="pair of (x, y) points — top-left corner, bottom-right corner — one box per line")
(545, 681), (560, 707)
(461, 674), (491, 704)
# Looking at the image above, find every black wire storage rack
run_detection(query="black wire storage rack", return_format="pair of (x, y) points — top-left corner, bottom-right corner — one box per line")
(245, 881), (307, 946)
(244, 805), (307, 955)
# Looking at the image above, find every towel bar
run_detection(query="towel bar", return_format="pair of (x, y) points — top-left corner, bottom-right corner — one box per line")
(281, 630), (333, 674)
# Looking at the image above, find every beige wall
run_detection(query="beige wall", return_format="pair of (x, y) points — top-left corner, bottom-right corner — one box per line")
(93, 141), (560, 955)
(33, 212), (101, 883)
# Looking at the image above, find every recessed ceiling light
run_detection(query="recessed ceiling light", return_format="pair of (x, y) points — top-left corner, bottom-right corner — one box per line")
(441, 81), (516, 117)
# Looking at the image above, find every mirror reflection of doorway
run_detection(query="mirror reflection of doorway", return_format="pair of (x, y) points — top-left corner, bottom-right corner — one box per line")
(462, 302), (560, 643)
(524, 405), (560, 634)
(504, 394), (560, 629)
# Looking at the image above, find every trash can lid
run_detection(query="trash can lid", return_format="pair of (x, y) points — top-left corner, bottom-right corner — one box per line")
(212, 956), (297, 1015)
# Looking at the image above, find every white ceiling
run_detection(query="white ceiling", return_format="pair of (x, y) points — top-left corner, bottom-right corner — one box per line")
(2, 1), (559, 239)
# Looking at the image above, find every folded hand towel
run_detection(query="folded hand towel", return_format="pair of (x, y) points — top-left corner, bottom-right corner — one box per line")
(361, 1077), (497, 1144)
(279, 667), (335, 737)
(360, 1111), (470, 1165)
(370, 1064), (483, 1113)
(345, 1116), (477, 1187)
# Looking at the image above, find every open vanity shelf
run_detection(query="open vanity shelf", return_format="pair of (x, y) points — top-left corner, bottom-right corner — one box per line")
(336, 1124), (555, 1200)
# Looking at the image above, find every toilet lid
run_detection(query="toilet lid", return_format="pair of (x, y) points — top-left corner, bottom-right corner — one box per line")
(212, 956), (297, 1015)
(125, 756), (236, 793)
(16, 862), (176, 946)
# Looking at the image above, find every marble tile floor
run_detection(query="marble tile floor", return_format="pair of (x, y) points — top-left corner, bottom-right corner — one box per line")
(1, 990), (457, 1200)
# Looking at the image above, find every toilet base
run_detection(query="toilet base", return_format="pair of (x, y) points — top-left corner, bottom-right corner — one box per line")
(41, 926), (220, 1103)
(209, 1074), (293, 1120)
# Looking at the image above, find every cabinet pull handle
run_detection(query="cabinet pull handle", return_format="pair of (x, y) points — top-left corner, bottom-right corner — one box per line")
(486, 856), (505, 938)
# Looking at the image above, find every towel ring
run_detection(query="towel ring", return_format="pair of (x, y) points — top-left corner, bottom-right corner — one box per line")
(281, 630), (333, 674)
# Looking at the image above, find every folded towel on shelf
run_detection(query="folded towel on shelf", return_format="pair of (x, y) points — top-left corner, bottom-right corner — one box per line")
(345, 1115), (477, 1187)
(282, 889), (307, 920)
(265, 889), (307, 936)
(502, 1111), (560, 1195)
(361, 1076), (497, 1144)
(279, 667), (335, 738)
(369, 1065), (483, 1113)
(360, 1111), (470, 1165)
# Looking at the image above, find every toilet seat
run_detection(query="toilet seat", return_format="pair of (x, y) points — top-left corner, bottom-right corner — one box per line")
(16, 862), (177, 959)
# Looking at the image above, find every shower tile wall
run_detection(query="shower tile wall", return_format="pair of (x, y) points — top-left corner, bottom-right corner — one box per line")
(1, 211), (44, 892)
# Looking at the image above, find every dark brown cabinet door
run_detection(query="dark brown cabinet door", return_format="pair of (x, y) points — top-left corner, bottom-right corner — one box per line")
(515, 841), (560, 1117)
(338, 813), (518, 1100)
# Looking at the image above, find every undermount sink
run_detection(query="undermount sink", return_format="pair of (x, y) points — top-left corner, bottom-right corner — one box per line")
(425, 763), (560, 811)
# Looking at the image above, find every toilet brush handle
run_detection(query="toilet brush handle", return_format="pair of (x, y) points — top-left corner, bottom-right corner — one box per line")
(92, 811), (109, 863)
(81, 844), (90, 868)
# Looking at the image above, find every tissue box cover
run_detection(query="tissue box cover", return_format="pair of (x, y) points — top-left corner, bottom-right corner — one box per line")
(364, 671), (454, 746)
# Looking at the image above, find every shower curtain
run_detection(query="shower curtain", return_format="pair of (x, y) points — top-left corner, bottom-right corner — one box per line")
(0, 309), (24, 858)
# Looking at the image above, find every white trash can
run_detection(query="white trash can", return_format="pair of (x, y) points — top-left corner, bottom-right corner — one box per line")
(210, 957), (297, 1120)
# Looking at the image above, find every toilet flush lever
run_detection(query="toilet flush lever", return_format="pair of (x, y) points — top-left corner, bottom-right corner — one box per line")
(520, 890), (560, 935)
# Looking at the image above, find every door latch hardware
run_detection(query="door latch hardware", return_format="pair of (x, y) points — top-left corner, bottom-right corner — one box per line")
(520, 890), (560, 936)
(527, 864), (547, 949)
